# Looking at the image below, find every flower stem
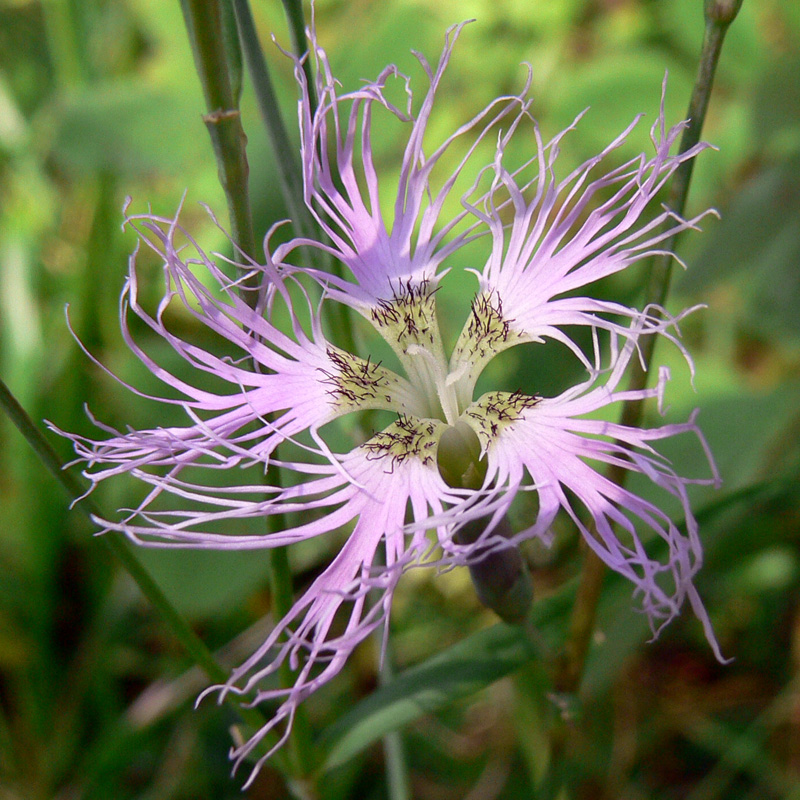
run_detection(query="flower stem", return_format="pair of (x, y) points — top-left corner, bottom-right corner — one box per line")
(380, 652), (412, 800)
(179, 2), (316, 786)
(267, 545), (317, 783)
(0, 377), (276, 741)
(644, 0), (746, 329)
(368, 543), (412, 800)
(178, 0), (257, 270)
(234, 0), (358, 356)
(280, 0), (319, 113)
(40, 0), (89, 89)
(231, 0), (314, 243)
(272, 0), (359, 357)
(554, 0), (744, 697)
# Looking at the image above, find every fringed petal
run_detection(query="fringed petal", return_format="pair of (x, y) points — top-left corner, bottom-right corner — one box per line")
(469, 76), (716, 351)
(284, 21), (529, 312)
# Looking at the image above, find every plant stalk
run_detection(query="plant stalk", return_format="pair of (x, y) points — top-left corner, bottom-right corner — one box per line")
(0, 377), (275, 740)
(179, 1), (318, 786)
(231, 0), (313, 242)
(179, 0), (257, 271)
(554, 0), (744, 698)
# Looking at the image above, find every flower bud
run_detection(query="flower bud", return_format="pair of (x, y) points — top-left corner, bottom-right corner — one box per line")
(438, 421), (533, 624)
(704, 0), (744, 26)
(454, 514), (534, 625)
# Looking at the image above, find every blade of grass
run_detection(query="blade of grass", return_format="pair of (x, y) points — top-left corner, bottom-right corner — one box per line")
(0, 376), (277, 746)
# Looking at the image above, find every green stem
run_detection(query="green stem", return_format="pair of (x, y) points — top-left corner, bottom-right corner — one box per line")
(554, 0), (744, 696)
(644, 0), (745, 325)
(379, 653), (412, 800)
(179, 0), (257, 270)
(280, 0), (319, 112)
(231, 0), (355, 354)
(220, 0), (245, 105)
(231, 0), (314, 242)
(267, 546), (316, 783)
(367, 543), (411, 800)
(0, 377), (272, 739)
(41, 0), (89, 89)
(268, 0), (358, 356)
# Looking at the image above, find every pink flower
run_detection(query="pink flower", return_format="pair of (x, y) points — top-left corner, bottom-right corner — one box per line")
(56, 22), (721, 785)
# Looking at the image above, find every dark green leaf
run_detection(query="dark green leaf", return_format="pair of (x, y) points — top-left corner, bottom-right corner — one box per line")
(317, 583), (575, 772)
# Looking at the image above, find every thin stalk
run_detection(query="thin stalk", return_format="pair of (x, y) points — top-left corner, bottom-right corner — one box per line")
(179, 0), (257, 272)
(554, 0), (744, 696)
(180, 1), (316, 785)
(0, 377), (272, 741)
(232, 0), (353, 353)
(280, 0), (319, 112)
(232, 0), (313, 242)
(626, 0), (745, 412)
(371, 544), (411, 800)
(220, 0), (245, 105)
(380, 654), (412, 800)
(267, 546), (316, 784)
(40, 0), (89, 89)
(266, 0), (359, 356)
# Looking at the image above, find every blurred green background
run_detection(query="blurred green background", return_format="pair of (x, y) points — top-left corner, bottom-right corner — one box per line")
(2, 0), (800, 798)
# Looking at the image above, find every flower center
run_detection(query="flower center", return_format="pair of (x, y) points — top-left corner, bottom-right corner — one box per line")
(369, 280), (460, 423)
(348, 282), (537, 625)
(436, 420), (486, 489)
(367, 283), (532, 426)
(329, 281), (541, 484)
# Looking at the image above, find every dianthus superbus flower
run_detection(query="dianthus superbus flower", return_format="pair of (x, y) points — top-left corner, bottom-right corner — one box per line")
(55, 22), (722, 785)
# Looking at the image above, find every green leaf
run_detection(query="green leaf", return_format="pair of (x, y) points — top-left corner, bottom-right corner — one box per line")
(679, 155), (800, 341)
(133, 547), (272, 619)
(316, 582), (575, 772)
(753, 58), (800, 151)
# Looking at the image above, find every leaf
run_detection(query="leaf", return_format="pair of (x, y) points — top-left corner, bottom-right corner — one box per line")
(679, 155), (800, 341)
(753, 57), (800, 149)
(316, 582), (575, 772)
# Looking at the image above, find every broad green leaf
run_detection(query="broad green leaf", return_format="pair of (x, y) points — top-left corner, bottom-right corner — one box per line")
(317, 582), (575, 772)
(753, 58), (800, 151)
